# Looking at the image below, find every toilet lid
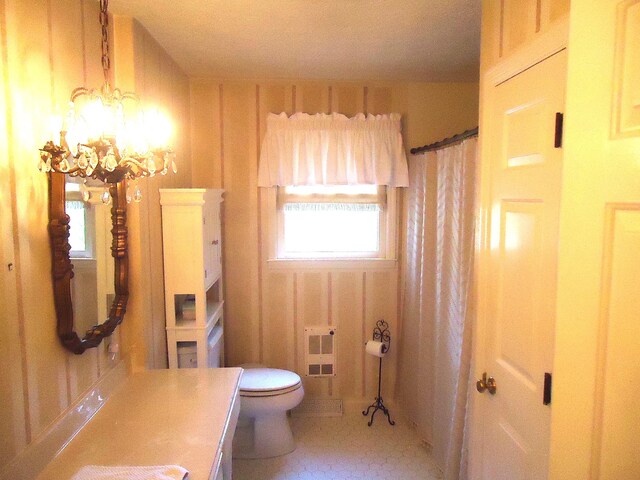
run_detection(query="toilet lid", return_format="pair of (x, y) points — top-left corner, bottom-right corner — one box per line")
(239, 368), (302, 396)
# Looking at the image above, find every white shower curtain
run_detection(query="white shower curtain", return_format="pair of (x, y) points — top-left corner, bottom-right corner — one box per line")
(398, 137), (477, 480)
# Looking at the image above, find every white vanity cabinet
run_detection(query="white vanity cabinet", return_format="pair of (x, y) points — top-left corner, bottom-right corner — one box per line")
(160, 188), (225, 369)
(35, 368), (243, 480)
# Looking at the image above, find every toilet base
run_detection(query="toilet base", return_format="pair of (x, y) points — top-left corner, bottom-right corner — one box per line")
(233, 412), (296, 459)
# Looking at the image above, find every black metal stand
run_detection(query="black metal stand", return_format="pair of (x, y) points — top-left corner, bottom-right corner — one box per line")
(362, 320), (395, 427)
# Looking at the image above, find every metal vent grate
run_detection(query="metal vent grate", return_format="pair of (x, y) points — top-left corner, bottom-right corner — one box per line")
(304, 326), (337, 377)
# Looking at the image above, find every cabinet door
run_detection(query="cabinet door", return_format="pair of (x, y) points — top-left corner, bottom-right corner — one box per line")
(203, 208), (213, 286)
(203, 201), (220, 286)
(211, 202), (222, 281)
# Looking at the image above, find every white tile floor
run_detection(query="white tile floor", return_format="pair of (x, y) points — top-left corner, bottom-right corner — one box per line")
(233, 412), (443, 480)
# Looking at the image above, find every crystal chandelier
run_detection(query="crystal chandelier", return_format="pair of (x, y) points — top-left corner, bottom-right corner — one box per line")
(39, 0), (175, 203)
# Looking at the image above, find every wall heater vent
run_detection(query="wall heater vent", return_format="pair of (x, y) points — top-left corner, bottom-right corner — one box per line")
(304, 326), (337, 377)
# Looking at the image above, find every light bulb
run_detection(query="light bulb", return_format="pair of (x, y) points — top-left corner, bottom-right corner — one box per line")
(59, 158), (70, 172)
(81, 98), (105, 142)
(133, 185), (142, 202)
(101, 188), (110, 204)
(144, 108), (172, 149)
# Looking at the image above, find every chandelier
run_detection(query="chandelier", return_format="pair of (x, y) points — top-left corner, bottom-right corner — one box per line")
(39, 0), (175, 203)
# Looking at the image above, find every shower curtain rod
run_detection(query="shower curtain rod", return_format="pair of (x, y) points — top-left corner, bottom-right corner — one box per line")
(410, 127), (479, 155)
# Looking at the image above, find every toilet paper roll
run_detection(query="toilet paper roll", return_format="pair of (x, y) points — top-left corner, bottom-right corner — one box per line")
(365, 340), (387, 358)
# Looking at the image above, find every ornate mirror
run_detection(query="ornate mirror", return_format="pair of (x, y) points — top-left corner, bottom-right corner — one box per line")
(48, 173), (128, 354)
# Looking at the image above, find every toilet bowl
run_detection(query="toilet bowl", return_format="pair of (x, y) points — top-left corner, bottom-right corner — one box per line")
(232, 366), (304, 459)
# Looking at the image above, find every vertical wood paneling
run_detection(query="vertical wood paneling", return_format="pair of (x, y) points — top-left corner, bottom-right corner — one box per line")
(368, 86), (393, 115)
(0, 0), (27, 464)
(223, 82), (260, 366)
(297, 82), (330, 113)
(481, 0), (570, 73)
(119, 19), (192, 371)
(332, 84), (364, 117)
(190, 83), (222, 187)
(50, 0), (98, 401)
(190, 78), (479, 405)
(300, 272), (327, 327)
(333, 271), (364, 399)
(7, 0), (69, 438)
(264, 272), (295, 370)
(258, 84), (288, 368)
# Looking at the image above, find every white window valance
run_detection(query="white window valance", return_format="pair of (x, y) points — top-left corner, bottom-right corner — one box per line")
(258, 112), (409, 187)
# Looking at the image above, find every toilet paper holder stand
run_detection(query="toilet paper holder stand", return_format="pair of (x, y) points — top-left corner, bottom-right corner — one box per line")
(362, 319), (395, 427)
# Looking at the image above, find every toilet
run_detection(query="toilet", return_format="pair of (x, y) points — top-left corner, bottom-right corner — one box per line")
(232, 366), (304, 459)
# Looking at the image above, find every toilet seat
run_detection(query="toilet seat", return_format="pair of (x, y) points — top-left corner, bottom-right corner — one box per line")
(239, 368), (302, 398)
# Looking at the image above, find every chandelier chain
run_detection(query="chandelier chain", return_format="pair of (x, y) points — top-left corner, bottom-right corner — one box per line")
(100, 0), (110, 85)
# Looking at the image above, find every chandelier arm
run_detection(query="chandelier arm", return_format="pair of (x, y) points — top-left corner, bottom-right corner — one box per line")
(70, 87), (91, 101)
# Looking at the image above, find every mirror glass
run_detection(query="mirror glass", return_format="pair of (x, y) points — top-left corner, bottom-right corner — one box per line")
(65, 180), (115, 336)
(49, 173), (128, 354)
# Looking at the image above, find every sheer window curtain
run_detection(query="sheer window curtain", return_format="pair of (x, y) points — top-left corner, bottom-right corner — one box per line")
(398, 137), (477, 480)
(258, 112), (408, 187)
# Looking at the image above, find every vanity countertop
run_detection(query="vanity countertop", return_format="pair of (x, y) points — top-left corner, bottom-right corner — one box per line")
(36, 368), (243, 480)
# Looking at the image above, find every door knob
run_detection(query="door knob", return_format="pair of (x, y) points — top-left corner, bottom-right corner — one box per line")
(476, 372), (497, 395)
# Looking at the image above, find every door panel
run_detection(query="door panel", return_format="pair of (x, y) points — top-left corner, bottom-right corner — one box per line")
(480, 50), (567, 480)
(598, 207), (640, 478)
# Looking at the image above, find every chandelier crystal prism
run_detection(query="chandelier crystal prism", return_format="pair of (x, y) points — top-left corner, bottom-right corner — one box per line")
(39, 0), (175, 189)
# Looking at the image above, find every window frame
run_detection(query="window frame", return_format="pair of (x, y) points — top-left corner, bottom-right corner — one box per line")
(65, 190), (96, 259)
(268, 185), (398, 263)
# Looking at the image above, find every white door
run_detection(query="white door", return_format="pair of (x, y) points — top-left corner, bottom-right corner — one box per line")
(475, 50), (567, 479)
(549, 1), (640, 478)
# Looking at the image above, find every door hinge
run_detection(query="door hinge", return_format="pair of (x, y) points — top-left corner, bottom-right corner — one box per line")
(543, 372), (552, 405)
(554, 112), (564, 148)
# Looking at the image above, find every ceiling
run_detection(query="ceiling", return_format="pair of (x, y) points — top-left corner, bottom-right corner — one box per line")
(109, 0), (481, 82)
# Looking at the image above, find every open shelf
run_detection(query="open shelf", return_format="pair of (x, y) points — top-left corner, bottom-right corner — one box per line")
(161, 188), (225, 369)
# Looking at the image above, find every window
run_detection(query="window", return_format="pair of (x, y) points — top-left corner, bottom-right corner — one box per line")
(276, 185), (393, 259)
(65, 182), (94, 258)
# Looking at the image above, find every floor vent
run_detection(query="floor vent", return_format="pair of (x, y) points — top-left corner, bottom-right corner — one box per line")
(292, 397), (343, 417)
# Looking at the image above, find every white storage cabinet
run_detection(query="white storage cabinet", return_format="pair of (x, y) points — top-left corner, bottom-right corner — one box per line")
(160, 188), (225, 369)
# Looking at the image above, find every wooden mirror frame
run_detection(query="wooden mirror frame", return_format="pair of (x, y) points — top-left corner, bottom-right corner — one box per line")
(48, 173), (129, 354)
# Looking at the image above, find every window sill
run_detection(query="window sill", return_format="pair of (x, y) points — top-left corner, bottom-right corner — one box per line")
(266, 258), (398, 271)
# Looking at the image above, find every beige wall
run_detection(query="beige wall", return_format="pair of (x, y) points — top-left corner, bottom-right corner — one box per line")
(0, 1), (190, 473)
(190, 80), (478, 402)
(114, 17), (192, 371)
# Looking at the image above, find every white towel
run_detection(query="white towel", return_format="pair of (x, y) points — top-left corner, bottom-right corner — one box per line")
(71, 465), (189, 480)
